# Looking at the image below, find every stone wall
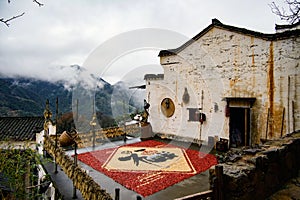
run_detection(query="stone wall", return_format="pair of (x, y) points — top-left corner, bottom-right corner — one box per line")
(210, 132), (300, 200)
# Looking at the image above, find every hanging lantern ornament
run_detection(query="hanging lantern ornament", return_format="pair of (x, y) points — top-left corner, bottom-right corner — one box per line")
(43, 99), (53, 131)
(199, 113), (206, 124)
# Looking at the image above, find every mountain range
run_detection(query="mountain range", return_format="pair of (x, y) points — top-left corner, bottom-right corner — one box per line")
(0, 77), (72, 117)
(0, 73), (144, 128)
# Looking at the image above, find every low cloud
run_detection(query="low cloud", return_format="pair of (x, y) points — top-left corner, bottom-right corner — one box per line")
(0, 0), (283, 84)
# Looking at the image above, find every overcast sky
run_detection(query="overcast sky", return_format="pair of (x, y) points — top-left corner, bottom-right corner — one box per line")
(0, 0), (286, 85)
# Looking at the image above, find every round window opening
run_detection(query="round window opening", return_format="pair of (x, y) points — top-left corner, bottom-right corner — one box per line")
(161, 98), (175, 117)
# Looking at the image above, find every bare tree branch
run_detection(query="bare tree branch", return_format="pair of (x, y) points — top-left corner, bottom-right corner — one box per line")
(1, 0), (44, 27)
(33, 0), (44, 7)
(8, 0), (44, 6)
(270, 0), (300, 24)
(0, 12), (25, 27)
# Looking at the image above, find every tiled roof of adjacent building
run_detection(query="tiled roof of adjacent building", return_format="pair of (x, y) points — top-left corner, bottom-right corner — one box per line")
(0, 116), (44, 141)
(275, 21), (300, 31)
(159, 18), (300, 57)
(144, 74), (164, 80)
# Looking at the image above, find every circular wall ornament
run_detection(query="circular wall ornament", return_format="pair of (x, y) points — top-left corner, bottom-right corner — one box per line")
(161, 98), (175, 117)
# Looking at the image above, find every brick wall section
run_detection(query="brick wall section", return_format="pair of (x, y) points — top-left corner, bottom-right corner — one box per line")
(210, 132), (300, 200)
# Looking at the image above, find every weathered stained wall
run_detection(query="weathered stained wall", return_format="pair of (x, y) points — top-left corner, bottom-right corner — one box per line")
(146, 26), (299, 144)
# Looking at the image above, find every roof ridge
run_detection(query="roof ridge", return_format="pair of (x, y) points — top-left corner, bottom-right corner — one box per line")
(0, 116), (44, 119)
(275, 21), (300, 30)
(159, 18), (300, 57)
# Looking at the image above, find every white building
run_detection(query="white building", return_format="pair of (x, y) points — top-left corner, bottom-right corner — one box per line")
(145, 19), (300, 147)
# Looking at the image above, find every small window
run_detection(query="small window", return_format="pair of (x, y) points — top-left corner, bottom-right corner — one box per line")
(187, 108), (200, 121)
(161, 98), (175, 117)
(187, 108), (206, 122)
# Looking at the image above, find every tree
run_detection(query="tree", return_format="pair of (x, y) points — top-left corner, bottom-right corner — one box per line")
(0, 0), (44, 27)
(0, 147), (48, 199)
(270, 0), (300, 24)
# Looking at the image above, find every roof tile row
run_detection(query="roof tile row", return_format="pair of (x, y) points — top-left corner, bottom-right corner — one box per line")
(0, 117), (44, 141)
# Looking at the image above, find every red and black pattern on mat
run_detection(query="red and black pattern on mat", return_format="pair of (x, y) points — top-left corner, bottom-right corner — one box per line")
(77, 140), (217, 197)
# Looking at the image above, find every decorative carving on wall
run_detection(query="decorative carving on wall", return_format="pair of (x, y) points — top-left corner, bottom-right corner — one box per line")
(182, 87), (190, 104)
(161, 98), (175, 117)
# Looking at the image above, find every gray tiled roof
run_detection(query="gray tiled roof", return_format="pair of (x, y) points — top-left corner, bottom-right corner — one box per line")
(0, 116), (44, 141)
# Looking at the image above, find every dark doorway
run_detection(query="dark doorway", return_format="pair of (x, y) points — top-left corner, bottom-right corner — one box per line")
(229, 108), (250, 147)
